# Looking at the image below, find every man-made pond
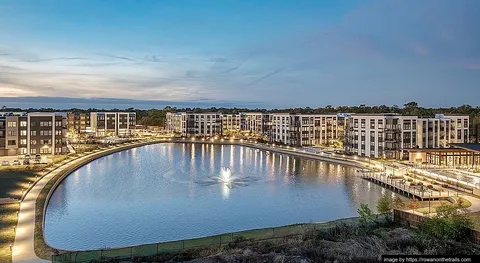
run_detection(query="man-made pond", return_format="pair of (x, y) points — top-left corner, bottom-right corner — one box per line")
(45, 143), (398, 250)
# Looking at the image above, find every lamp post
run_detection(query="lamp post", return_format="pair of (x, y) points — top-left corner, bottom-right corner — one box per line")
(429, 191), (432, 214)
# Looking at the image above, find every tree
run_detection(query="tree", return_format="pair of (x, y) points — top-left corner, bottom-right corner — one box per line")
(403, 101), (419, 109)
(392, 196), (405, 209)
(358, 203), (375, 225)
(407, 198), (420, 213)
(377, 194), (393, 214)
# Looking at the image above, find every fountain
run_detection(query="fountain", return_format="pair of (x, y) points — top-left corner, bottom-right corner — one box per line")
(196, 167), (259, 191)
(219, 167), (235, 184)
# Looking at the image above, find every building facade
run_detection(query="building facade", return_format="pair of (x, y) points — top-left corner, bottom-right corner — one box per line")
(68, 112), (136, 137)
(222, 113), (245, 133)
(268, 113), (341, 146)
(165, 112), (222, 137)
(345, 114), (470, 160)
(67, 112), (91, 134)
(0, 112), (67, 156)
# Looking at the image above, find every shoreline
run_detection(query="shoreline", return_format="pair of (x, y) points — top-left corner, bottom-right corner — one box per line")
(15, 138), (373, 262)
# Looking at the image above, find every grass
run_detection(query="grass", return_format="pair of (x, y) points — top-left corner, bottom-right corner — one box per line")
(55, 217), (361, 262)
(415, 197), (472, 214)
(0, 167), (43, 199)
(84, 217), (480, 263)
(0, 204), (19, 263)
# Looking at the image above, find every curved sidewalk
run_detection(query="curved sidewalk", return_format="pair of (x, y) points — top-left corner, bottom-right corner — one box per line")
(10, 139), (372, 263)
(12, 141), (155, 263)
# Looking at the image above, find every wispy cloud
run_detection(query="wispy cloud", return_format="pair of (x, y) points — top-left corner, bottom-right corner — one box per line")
(0, 0), (479, 108)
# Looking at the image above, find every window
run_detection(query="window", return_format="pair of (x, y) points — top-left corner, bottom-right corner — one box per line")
(30, 140), (37, 145)
(31, 131), (37, 136)
(20, 121), (27, 127)
(20, 139), (27, 145)
(56, 121), (62, 127)
(20, 130), (27, 136)
(7, 122), (16, 127)
(7, 140), (16, 145)
(40, 147), (52, 154)
(30, 121), (36, 127)
(19, 148), (27, 154)
(40, 130), (52, 136)
(7, 130), (16, 136)
(30, 148), (37, 154)
(40, 121), (52, 127)
(55, 130), (62, 135)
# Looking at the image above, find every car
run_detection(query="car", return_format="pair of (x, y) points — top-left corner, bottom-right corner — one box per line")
(25, 154), (31, 160)
(23, 159), (30, 165)
(35, 154), (41, 160)
(2, 160), (10, 166)
(12, 160), (20, 165)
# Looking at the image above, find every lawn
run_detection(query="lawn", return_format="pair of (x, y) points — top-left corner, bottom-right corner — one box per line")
(416, 197), (472, 214)
(0, 203), (19, 263)
(0, 167), (42, 199)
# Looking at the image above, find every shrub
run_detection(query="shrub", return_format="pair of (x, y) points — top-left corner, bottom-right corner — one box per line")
(417, 203), (473, 244)
(358, 203), (376, 226)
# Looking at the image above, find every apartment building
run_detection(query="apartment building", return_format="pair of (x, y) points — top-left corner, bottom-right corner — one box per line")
(0, 112), (67, 156)
(222, 113), (245, 133)
(244, 113), (268, 136)
(165, 112), (222, 137)
(417, 114), (469, 148)
(72, 112), (136, 137)
(165, 112), (183, 135)
(67, 112), (91, 134)
(344, 114), (470, 160)
(268, 113), (341, 146)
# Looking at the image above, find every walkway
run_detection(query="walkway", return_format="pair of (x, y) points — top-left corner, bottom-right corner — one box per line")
(12, 140), (156, 263)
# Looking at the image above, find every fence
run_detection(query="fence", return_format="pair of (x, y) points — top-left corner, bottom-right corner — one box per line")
(52, 217), (358, 263)
(393, 209), (424, 227)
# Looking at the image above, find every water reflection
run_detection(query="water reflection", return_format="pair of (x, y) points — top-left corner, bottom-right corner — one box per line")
(45, 143), (406, 250)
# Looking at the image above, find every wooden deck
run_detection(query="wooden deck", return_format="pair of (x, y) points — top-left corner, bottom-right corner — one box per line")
(360, 171), (452, 200)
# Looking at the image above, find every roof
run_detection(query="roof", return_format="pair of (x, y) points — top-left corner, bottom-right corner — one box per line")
(450, 143), (480, 153)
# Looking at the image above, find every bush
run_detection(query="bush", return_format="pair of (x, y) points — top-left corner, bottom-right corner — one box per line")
(417, 203), (473, 244)
(358, 203), (376, 226)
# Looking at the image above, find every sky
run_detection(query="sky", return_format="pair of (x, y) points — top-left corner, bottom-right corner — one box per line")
(0, 0), (479, 109)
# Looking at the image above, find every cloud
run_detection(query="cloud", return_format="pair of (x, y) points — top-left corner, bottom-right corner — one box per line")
(0, 0), (479, 108)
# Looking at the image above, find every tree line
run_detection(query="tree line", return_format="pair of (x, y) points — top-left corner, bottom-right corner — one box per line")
(2, 102), (480, 141)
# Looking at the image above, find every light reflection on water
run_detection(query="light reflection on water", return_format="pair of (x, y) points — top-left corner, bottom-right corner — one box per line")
(45, 143), (404, 250)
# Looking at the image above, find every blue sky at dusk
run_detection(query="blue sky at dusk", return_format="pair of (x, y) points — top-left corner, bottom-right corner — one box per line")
(0, 0), (479, 109)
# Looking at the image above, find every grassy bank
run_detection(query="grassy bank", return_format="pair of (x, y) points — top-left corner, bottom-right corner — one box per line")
(87, 219), (480, 263)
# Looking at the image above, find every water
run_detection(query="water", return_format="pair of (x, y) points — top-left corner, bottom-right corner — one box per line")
(45, 143), (400, 250)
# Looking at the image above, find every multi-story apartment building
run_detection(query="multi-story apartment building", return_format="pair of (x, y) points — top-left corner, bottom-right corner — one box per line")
(165, 112), (183, 135)
(222, 113), (245, 133)
(345, 114), (470, 160)
(67, 112), (91, 134)
(417, 114), (469, 149)
(0, 112), (67, 156)
(244, 113), (267, 136)
(268, 113), (341, 146)
(165, 112), (222, 137)
(70, 112), (136, 137)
